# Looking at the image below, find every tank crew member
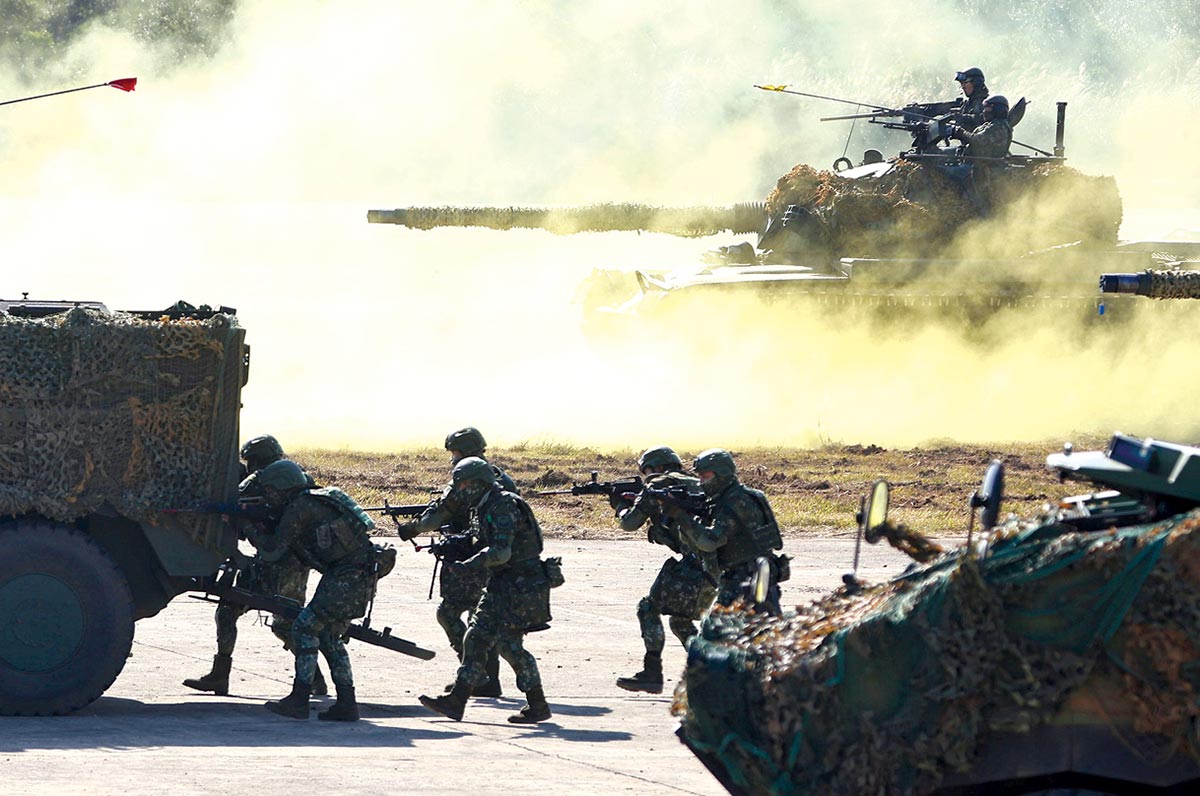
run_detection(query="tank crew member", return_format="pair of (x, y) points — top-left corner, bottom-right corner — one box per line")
(947, 95), (1012, 160)
(611, 446), (717, 694)
(394, 427), (514, 697)
(951, 67), (990, 131)
(419, 457), (553, 723)
(668, 449), (786, 615)
(183, 436), (326, 698)
(246, 459), (379, 722)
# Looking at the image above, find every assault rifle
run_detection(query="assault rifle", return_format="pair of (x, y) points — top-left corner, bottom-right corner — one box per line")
(161, 496), (271, 518)
(413, 532), (479, 600)
(363, 500), (431, 519)
(642, 484), (709, 516)
(188, 563), (436, 660)
(537, 471), (643, 501)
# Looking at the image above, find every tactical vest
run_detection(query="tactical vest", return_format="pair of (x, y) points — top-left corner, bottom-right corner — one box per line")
(479, 489), (543, 566)
(306, 487), (375, 565)
(715, 486), (782, 570)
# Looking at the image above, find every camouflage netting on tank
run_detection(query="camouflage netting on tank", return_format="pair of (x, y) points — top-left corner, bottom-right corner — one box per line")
(1142, 268), (1200, 299)
(674, 512), (1200, 796)
(0, 307), (242, 531)
(764, 161), (1121, 259)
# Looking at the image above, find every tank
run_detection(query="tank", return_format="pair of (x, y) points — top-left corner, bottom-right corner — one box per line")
(0, 298), (249, 715)
(367, 102), (1200, 324)
(674, 433), (1200, 796)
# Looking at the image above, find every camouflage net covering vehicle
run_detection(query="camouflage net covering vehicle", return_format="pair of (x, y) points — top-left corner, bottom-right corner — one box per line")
(674, 435), (1200, 796)
(0, 300), (248, 715)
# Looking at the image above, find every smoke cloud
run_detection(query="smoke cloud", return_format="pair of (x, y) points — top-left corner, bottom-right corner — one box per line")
(2, 0), (1198, 450)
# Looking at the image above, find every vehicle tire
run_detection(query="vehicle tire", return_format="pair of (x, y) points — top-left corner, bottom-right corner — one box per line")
(0, 520), (135, 715)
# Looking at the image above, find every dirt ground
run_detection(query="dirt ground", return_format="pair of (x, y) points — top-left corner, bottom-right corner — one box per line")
(1, 536), (917, 796)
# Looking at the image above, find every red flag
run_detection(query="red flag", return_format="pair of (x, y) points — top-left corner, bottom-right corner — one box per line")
(107, 78), (137, 92)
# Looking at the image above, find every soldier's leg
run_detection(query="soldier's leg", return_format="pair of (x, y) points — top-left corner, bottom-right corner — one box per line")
(272, 616), (327, 696)
(265, 605), (325, 719)
(617, 594), (665, 693)
(315, 629), (358, 722)
(497, 631), (550, 724)
(183, 601), (247, 694)
(668, 615), (699, 648)
(420, 592), (501, 721)
(435, 599), (469, 658)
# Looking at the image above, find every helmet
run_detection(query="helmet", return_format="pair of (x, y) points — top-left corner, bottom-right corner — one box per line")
(954, 67), (985, 86)
(983, 94), (1009, 119)
(254, 459), (310, 493)
(637, 446), (683, 472)
(445, 427), (487, 457)
(694, 448), (737, 478)
(451, 456), (497, 487)
(240, 434), (284, 472)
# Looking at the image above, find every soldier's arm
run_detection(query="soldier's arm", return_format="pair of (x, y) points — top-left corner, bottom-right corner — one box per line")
(395, 485), (460, 540)
(246, 509), (300, 564)
(675, 508), (734, 553)
(459, 500), (518, 570)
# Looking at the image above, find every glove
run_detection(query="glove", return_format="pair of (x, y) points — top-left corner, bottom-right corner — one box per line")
(608, 491), (635, 513)
(945, 123), (963, 140)
(394, 520), (420, 541)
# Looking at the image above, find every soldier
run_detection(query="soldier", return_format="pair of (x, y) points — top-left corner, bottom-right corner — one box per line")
(419, 457), (553, 723)
(245, 459), (380, 722)
(611, 446), (717, 694)
(394, 427), (513, 698)
(948, 95), (1012, 160)
(183, 436), (327, 697)
(951, 67), (990, 132)
(667, 449), (786, 615)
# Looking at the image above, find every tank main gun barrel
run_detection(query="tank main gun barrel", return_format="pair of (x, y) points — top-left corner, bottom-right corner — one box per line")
(366, 202), (767, 238)
(1099, 269), (1200, 299)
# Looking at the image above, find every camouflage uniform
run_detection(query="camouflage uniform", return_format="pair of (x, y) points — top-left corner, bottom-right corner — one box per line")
(251, 487), (377, 693)
(959, 118), (1012, 160)
(951, 87), (989, 132)
(398, 461), (516, 693)
(452, 487), (548, 693)
(214, 553), (310, 655)
(620, 471), (717, 651)
(675, 474), (784, 615)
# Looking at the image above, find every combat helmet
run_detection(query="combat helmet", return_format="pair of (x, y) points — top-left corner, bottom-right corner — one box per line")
(638, 446), (683, 472)
(983, 94), (1009, 119)
(954, 67), (985, 87)
(255, 459), (310, 495)
(694, 448), (737, 478)
(451, 456), (497, 488)
(240, 434), (285, 473)
(445, 427), (487, 458)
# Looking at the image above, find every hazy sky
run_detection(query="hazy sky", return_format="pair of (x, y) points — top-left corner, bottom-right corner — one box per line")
(3, 1), (1198, 450)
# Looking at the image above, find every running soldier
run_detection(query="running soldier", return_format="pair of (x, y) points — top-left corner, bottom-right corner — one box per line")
(394, 427), (513, 697)
(611, 446), (717, 694)
(183, 436), (327, 697)
(246, 459), (380, 722)
(419, 457), (553, 723)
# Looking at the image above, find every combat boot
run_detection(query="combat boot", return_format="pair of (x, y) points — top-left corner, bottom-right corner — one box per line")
(265, 679), (311, 719)
(473, 652), (503, 698)
(317, 685), (359, 722)
(616, 652), (663, 694)
(508, 686), (552, 723)
(420, 681), (470, 721)
(311, 664), (329, 697)
(183, 653), (232, 696)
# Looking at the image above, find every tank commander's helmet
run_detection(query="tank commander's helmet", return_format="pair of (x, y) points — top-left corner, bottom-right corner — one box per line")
(637, 446), (683, 473)
(982, 94), (1009, 120)
(240, 434), (285, 474)
(445, 427), (487, 459)
(954, 67), (985, 88)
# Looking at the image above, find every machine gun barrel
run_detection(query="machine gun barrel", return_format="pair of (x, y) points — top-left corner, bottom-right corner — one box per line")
(366, 203), (767, 237)
(536, 471), (643, 499)
(363, 502), (430, 517)
(1099, 269), (1200, 299)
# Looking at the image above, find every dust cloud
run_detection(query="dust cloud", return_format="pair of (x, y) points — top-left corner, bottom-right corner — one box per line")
(1, 1), (1198, 451)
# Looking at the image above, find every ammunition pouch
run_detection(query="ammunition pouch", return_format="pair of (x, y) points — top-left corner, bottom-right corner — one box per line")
(652, 555), (717, 620)
(774, 552), (791, 583)
(490, 560), (552, 633)
(374, 544), (397, 579)
(542, 556), (565, 589)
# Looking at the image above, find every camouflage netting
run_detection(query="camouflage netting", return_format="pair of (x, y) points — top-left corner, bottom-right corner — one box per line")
(1140, 269), (1200, 299)
(764, 161), (1122, 259)
(0, 307), (243, 538)
(674, 511), (1200, 796)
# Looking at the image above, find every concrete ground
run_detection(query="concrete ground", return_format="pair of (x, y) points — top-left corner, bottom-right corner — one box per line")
(2, 537), (916, 795)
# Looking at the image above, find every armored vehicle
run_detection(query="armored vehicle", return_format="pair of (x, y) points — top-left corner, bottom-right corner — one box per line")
(368, 102), (1200, 324)
(675, 433), (1200, 796)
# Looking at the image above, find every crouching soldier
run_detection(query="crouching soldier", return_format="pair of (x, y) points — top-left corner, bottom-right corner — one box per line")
(245, 459), (379, 721)
(668, 449), (786, 615)
(419, 457), (555, 723)
(612, 446), (717, 693)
